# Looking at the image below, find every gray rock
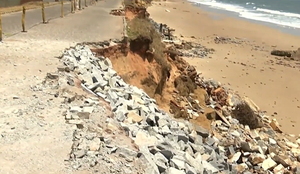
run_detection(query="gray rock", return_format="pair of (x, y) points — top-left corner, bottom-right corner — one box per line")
(178, 140), (187, 151)
(98, 61), (109, 71)
(294, 166), (300, 174)
(77, 112), (90, 119)
(185, 144), (194, 156)
(189, 142), (205, 154)
(70, 106), (82, 113)
(166, 167), (185, 174)
(161, 125), (172, 135)
(74, 150), (86, 158)
(82, 106), (95, 113)
(155, 160), (167, 173)
(208, 150), (217, 162)
(227, 145), (235, 158)
(160, 150), (173, 160)
(205, 137), (216, 146)
(170, 156), (186, 170)
(116, 111), (126, 122)
(165, 134), (179, 143)
(65, 112), (72, 120)
(170, 121), (180, 131)
(68, 119), (84, 125)
(154, 152), (168, 163)
(135, 131), (159, 147)
(189, 133), (203, 145)
(202, 160), (219, 173)
(139, 146), (160, 174)
(157, 118), (169, 127)
(184, 163), (198, 174)
(272, 155), (289, 167)
(184, 152), (204, 173)
(176, 134), (189, 143)
(194, 125), (209, 138)
(88, 82), (101, 91)
(117, 147), (138, 157)
(146, 114), (158, 127)
(241, 142), (252, 152)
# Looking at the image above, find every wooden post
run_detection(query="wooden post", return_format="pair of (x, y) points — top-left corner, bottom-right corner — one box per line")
(71, 0), (74, 13)
(159, 23), (162, 33)
(85, 0), (87, 7)
(74, 0), (77, 11)
(42, 2), (46, 24)
(22, 6), (26, 32)
(61, 0), (64, 17)
(79, 0), (82, 10)
(0, 9), (2, 41)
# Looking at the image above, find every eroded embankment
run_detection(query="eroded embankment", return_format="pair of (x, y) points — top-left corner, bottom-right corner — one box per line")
(84, 2), (300, 173)
(106, 4), (263, 131)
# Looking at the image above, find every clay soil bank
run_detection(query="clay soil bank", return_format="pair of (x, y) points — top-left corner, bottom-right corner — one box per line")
(148, 0), (300, 135)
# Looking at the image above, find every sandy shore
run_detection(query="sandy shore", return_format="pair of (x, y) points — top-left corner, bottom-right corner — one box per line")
(148, 0), (300, 135)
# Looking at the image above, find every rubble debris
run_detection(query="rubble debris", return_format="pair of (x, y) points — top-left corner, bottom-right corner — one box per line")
(45, 42), (300, 174)
(214, 36), (245, 44)
(271, 48), (300, 61)
(150, 18), (214, 58)
(110, 9), (125, 16)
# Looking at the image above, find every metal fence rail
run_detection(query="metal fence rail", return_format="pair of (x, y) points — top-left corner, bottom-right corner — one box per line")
(0, 0), (95, 41)
(0, 0), (72, 8)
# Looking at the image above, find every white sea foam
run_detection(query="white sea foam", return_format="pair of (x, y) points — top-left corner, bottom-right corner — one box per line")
(256, 8), (300, 19)
(188, 0), (300, 29)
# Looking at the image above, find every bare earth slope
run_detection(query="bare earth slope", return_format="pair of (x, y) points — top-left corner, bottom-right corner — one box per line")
(148, 0), (300, 134)
(0, 1), (122, 173)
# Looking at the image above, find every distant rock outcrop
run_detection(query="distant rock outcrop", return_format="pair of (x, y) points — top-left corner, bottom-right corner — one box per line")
(271, 48), (300, 60)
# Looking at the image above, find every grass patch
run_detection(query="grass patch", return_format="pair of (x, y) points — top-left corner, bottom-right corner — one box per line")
(126, 3), (171, 95)
(127, 17), (169, 68)
(232, 102), (263, 129)
(124, 0), (152, 8)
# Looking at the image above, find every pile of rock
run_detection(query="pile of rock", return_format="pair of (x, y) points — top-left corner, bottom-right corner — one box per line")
(271, 48), (300, 61)
(57, 44), (235, 173)
(110, 9), (125, 16)
(175, 41), (214, 58)
(214, 36), (245, 45)
(51, 42), (300, 174)
(149, 18), (214, 58)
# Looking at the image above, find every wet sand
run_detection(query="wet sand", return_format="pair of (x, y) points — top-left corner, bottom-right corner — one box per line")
(148, 0), (300, 135)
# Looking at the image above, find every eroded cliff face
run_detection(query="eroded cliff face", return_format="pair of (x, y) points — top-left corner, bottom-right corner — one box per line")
(56, 1), (300, 174)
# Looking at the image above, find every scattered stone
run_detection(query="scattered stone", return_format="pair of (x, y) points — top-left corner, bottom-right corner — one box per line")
(166, 167), (185, 174)
(127, 111), (143, 123)
(273, 164), (284, 174)
(235, 163), (248, 173)
(134, 131), (158, 147)
(262, 157), (277, 170)
(193, 125), (209, 138)
(249, 153), (265, 165)
(54, 40), (300, 174)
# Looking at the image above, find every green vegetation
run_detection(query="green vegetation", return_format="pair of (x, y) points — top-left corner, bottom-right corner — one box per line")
(124, 0), (152, 8)
(127, 17), (169, 69)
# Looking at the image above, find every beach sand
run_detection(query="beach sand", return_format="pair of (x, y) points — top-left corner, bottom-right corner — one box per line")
(148, 0), (300, 135)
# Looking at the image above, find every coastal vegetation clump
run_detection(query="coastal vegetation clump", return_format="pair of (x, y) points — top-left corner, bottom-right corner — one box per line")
(125, 3), (171, 95)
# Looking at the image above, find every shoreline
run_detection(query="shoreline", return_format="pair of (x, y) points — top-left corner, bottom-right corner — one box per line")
(148, 0), (300, 134)
(192, 3), (300, 37)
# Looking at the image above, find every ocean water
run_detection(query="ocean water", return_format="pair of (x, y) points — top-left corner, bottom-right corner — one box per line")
(188, 0), (300, 31)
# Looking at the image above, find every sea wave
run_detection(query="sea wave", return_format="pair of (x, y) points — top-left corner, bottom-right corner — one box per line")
(188, 0), (300, 29)
(256, 8), (300, 19)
